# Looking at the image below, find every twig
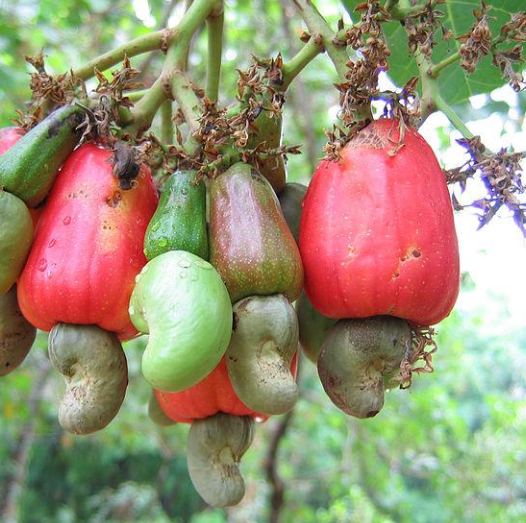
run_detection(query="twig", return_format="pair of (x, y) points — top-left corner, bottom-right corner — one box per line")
(206, 6), (224, 102)
(291, 0), (349, 81)
(263, 411), (295, 523)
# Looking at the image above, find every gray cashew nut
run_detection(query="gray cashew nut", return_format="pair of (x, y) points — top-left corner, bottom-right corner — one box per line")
(227, 294), (299, 415)
(318, 316), (412, 418)
(187, 413), (255, 507)
(148, 390), (176, 427)
(0, 286), (36, 376)
(48, 323), (128, 434)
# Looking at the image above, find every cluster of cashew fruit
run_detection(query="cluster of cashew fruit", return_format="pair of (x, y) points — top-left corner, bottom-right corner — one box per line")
(129, 161), (303, 507)
(1, 110), (460, 508)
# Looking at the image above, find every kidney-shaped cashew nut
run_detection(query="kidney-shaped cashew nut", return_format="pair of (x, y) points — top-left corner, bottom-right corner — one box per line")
(48, 323), (128, 434)
(318, 316), (412, 419)
(227, 294), (299, 415)
(187, 413), (255, 507)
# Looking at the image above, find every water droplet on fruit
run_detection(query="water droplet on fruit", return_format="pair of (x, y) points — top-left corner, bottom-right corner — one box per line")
(159, 238), (168, 247)
(151, 223), (160, 232)
(179, 271), (187, 279)
(48, 239), (56, 248)
(178, 259), (191, 268)
(63, 216), (71, 225)
(37, 259), (47, 272)
(190, 275), (198, 282)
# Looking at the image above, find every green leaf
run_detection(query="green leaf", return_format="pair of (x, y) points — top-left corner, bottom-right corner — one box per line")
(342, 0), (524, 103)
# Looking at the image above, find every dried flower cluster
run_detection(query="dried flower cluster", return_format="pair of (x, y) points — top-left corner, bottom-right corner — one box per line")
(446, 137), (525, 234)
(165, 57), (299, 178)
(457, 3), (494, 74)
(398, 324), (438, 389)
(25, 50), (85, 109)
(404, 0), (452, 57)
(324, 2), (393, 160)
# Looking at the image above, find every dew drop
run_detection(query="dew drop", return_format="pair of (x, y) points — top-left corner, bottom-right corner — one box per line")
(151, 223), (160, 232)
(178, 259), (191, 269)
(158, 238), (168, 247)
(179, 271), (187, 279)
(190, 275), (198, 282)
(48, 239), (56, 248)
(37, 259), (47, 272)
(63, 216), (71, 225)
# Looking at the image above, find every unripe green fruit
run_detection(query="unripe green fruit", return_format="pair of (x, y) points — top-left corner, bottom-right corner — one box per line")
(130, 250), (233, 392)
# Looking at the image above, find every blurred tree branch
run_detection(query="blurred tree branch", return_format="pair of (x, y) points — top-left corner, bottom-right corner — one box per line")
(0, 358), (52, 523)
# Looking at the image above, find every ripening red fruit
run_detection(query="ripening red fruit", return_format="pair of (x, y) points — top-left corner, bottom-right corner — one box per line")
(18, 143), (158, 339)
(299, 118), (460, 325)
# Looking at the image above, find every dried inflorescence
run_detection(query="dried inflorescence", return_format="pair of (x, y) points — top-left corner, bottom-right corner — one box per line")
(25, 50), (86, 108)
(446, 136), (526, 234)
(404, 0), (453, 57)
(166, 57), (299, 179)
(398, 324), (438, 389)
(492, 44), (525, 93)
(457, 2), (494, 74)
(323, 0), (425, 161)
(93, 55), (143, 108)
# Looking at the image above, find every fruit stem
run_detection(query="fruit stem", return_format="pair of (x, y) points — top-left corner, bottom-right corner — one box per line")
(161, 100), (173, 143)
(206, 6), (224, 103)
(434, 95), (475, 139)
(281, 35), (325, 91)
(429, 35), (502, 78)
(73, 30), (173, 81)
(124, 0), (221, 137)
(292, 0), (349, 82)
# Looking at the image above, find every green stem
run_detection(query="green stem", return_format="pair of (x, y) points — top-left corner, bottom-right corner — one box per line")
(161, 101), (173, 143)
(126, 89), (148, 102)
(414, 51), (438, 121)
(429, 35), (502, 78)
(206, 7), (224, 102)
(281, 36), (325, 91)
(73, 29), (172, 81)
(171, 71), (202, 134)
(434, 95), (474, 139)
(429, 52), (461, 78)
(124, 0), (221, 136)
(292, 0), (349, 82)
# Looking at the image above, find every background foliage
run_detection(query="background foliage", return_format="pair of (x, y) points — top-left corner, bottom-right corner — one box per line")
(0, 1), (525, 522)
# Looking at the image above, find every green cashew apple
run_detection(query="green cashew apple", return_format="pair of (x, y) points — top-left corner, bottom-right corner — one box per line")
(144, 170), (208, 261)
(0, 190), (33, 296)
(278, 182), (307, 244)
(0, 286), (36, 376)
(226, 294), (299, 415)
(209, 162), (303, 303)
(129, 250), (232, 392)
(187, 413), (255, 507)
(48, 323), (128, 434)
(296, 292), (336, 363)
(318, 316), (411, 418)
